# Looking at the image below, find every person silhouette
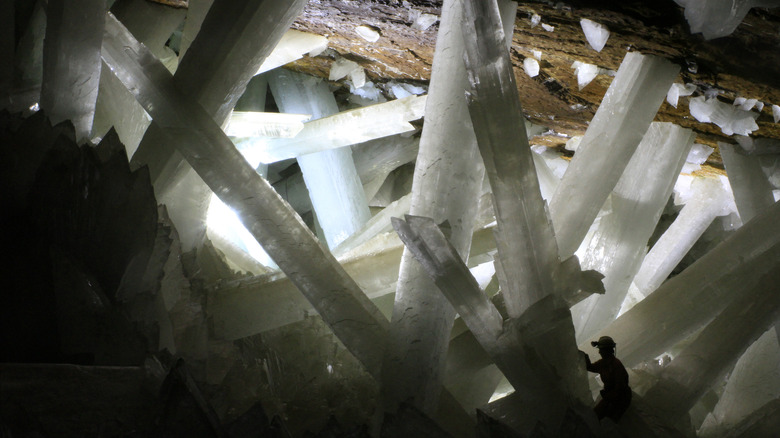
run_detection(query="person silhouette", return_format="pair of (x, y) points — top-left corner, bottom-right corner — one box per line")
(581, 336), (632, 421)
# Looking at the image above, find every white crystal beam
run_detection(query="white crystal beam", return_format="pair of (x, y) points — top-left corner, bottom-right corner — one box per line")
(629, 177), (730, 299)
(642, 265), (780, 419)
(39, 0), (105, 142)
(549, 52), (679, 258)
(92, 0), (185, 155)
(461, 0), (561, 317)
(352, 135), (419, 201)
(242, 95), (426, 163)
(719, 142), (776, 223)
(587, 199), (780, 366)
(101, 13), (390, 375)
(267, 69), (372, 249)
(572, 123), (695, 342)
(380, 0), (487, 414)
(225, 111), (310, 139)
(698, 329), (780, 436)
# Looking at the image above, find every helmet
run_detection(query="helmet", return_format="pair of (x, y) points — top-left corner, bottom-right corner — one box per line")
(591, 336), (616, 349)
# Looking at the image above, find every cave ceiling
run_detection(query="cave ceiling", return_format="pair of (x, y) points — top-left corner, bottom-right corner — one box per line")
(278, 0), (780, 176)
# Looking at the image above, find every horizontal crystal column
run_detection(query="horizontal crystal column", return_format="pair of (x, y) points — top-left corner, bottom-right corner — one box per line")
(587, 199), (780, 366)
(225, 111), (310, 138)
(101, 13), (389, 375)
(241, 95), (426, 163)
(549, 52), (679, 258)
(209, 223), (499, 340)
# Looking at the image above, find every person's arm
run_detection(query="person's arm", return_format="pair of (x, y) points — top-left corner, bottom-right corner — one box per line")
(580, 350), (596, 372)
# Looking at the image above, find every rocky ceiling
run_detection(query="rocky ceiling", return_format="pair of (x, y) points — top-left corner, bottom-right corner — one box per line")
(278, 0), (780, 176)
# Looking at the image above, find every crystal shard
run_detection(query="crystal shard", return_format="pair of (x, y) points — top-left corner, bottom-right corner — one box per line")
(549, 52), (679, 258)
(689, 96), (759, 136)
(580, 18), (609, 52)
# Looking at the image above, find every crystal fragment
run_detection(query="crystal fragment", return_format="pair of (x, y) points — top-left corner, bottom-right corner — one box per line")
(689, 96), (759, 136)
(523, 58), (540, 77)
(666, 82), (696, 108)
(719, 142), (776, 222)
(256, 30), (328, 74)
(580, 18), (609, 52)
(542, 23), (555, 32)
(571, 61), (599, 90)
(355, 25), (380, 42)
(411, 13), (439, 31)
(674, 0), (777, 39)
(39, 0), (105, 143)
(773, 104), (780, 123)
(550, 52), (679, 258)
(530, 13), (541, 27)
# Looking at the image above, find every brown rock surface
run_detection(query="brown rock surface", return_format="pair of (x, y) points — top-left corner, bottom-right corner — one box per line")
(287, 0), (780, 174)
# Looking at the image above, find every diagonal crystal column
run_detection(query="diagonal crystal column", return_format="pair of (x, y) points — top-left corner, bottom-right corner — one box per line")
(641, 264), (780, 420)
(572, 123), (695, 342)
(627, 177), (732, 302)
(380, 0), (487, 415)
(587, 199), (780, 366)
(698, 328), (780, 436)
(719, 142), (776, 223)
(126, 0), (308, 250)
(267, 69), (372, 249)
(549, 52), (679, 258)
(462, 0), (566, 317)
(101, 13), (389, 376)
(92, 0), (186, 155)
(129, 0), (308, 185)
(39, 0), (105, 142)
(392, 215), (593, 432)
